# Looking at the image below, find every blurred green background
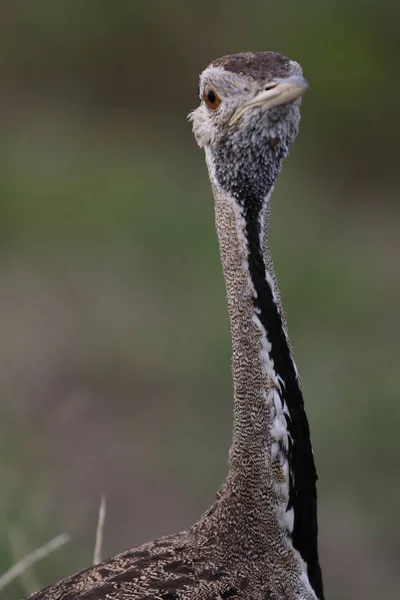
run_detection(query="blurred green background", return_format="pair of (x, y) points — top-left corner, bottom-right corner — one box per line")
(0, 2), (399, 599)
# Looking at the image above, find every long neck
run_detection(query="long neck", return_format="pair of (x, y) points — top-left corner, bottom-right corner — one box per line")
(206, 149), (324, 600)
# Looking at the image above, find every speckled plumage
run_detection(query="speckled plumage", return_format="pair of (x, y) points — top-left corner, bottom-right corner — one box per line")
(26, 52), (323, 600)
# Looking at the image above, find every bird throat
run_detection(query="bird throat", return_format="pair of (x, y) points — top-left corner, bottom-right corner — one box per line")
(205, 145), (324, 600)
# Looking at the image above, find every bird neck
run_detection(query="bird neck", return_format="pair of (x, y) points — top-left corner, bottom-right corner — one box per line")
(205, 147), (324, 600)
(210, 159), (294, 491)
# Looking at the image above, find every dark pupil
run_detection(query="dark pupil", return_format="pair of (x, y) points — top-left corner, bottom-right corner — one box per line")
(207, 90), (216, 104)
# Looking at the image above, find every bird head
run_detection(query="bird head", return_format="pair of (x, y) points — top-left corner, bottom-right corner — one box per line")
(190, 51), (308, 149)
(189, 51), (308, 201)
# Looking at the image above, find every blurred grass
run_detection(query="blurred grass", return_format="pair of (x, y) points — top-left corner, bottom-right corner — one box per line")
(0, 2), (399, 600)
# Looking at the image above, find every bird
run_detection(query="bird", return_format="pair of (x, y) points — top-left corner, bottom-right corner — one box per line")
(26, 51), (324, 600)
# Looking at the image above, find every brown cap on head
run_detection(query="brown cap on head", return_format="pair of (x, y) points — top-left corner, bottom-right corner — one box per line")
(210, 51), (291, 81)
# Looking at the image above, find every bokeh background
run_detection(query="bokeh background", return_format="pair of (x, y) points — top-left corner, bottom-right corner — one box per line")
(0, 2), (399, 599)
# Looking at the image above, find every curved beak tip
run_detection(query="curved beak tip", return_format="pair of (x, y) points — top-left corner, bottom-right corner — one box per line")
(276, 75), (309, 96)
(296, 75), (309, 94)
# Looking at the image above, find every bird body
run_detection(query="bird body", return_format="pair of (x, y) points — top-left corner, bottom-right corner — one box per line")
(27, 51), (324, 600)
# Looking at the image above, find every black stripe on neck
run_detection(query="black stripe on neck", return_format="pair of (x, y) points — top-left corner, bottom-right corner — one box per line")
(244, 199), (324, 600)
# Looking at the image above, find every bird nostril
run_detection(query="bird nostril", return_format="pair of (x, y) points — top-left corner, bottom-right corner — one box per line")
(265, 81), (279, 91)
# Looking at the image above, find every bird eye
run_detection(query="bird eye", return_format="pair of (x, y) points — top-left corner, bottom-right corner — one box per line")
(202, 85), (222, 110)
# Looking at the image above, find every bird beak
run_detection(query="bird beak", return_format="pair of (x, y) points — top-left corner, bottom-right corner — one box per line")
(229, 75), (309, 126)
